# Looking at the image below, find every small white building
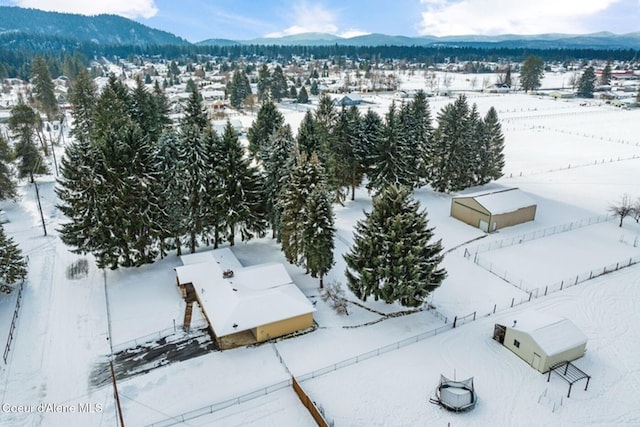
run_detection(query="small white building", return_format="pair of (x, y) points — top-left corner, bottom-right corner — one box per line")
(493, 311), (588, 373)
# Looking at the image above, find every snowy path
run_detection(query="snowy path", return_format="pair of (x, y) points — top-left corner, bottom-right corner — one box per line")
(0, 180), (111, 426)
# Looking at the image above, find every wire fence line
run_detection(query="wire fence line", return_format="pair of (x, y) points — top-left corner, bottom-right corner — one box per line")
(474, 252), (640, 299)
(144, 379), (293, 427)
(110, 320), (208, 354)
(464, 214), (614, 257)
(502, 154), (640, 180)
(3, 277), (26, 364)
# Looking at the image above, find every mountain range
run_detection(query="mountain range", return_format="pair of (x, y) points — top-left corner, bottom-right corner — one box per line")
(1, 6), (639, 50)
(199, 31), (640, 50)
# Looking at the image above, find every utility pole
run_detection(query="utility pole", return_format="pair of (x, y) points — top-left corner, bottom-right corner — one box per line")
(110, 361), (125, 427)
(30, 167), (47, 237)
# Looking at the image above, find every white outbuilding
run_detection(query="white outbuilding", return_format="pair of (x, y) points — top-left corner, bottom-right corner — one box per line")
(493, 310), (588, 373)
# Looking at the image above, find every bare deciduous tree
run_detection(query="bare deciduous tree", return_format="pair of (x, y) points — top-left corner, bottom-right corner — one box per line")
(609, 194), (634, 227)
(321, 281), (349, 315)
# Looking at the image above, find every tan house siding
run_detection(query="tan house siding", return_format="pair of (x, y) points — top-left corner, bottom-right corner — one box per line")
(450, 198), (490, 228)
(252, 313), (314, 342)
(492, 205), (537, 230)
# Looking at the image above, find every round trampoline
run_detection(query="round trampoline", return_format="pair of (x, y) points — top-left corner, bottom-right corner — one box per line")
(430, 375), (477, 412)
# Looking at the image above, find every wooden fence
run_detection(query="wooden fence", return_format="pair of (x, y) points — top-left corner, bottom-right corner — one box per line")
(292, 376), (331, 427)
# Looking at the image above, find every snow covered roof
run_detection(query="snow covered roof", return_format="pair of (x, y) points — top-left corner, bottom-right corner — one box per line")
(511, 311), (587, 356)
(457, 188), (536, 215)
(175, 249), (314, 338)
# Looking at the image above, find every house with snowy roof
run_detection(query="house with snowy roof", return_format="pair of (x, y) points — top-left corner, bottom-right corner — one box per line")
(174, 248), (315, 349)
(450, 188), (537, 232)
(492, 311), (587, 373)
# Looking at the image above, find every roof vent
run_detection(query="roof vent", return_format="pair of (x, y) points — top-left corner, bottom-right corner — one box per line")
(223, 269), (234, 278)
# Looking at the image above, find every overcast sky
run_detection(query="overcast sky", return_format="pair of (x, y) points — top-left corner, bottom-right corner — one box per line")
(3, 0), (639, 42)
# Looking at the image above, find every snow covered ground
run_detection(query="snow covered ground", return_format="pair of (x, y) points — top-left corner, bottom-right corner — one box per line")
(1, 73), (640, 426)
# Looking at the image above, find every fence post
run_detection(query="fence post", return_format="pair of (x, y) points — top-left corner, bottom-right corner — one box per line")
(528, 292), (532, 302)
(511, 298), (514, 308)
(473, 312), (476, 321)
(493, 304), (496, 314)
(544, 286), (548, 296)
(453, 316), (457, 328)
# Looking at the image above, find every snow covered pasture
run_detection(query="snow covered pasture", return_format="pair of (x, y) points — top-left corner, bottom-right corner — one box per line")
(1, 84), (640, 426)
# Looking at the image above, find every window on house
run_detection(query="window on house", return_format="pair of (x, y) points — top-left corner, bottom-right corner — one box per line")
(514, 339), (520, 348)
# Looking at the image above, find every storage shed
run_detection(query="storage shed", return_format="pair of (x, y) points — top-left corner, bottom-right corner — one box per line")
(175, 248), (315, 349)
(451, 188), (536, 232)
(493, 311), (588, 373)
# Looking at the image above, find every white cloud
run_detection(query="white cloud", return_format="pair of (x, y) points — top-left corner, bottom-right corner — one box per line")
(265, 1), (339, 37)
(418, 0), (621, 35)
(13, 0), (158, 19)
(339, 29), (370, 38)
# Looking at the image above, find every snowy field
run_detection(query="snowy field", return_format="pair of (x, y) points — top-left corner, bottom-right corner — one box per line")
(1, 72), (640, 426)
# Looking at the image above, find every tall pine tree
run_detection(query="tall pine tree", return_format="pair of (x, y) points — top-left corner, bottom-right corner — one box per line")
(0, 224), (27, 294)
(178, 88), (211, 253)
(0, 136), (17, 201)
(344, 185), (446, 307)
(303, 185), (335, 288)
(218, 121), (267, 246)
(247, 101), (284, 160)
(280, 153), (325, 267)
(8, 101), (47, 182)
(261, 124), (295, 240)
(367, 102), (413, 192)
(68, 68), (97, 144)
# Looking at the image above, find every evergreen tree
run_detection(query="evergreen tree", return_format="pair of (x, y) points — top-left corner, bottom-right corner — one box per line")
(200, 127), (225, 248)
(310, 80), (319, 96)
(302, 186), (335, 288)
(466, 103), (485, 186)
(289, 85), (297, 99)
(519, 55), (545, 92)
(0, 136), (17, 201)
(8, 101), (47, 182)
(480, 107), (505, 183)
(577, 66), (597, 98)
(430, 95), (473, 192)
(330, 105), (363, 200)
(410, 90), (434, 184)
(247, 100), (284, 159)
(257, 64), (271, 102)
(315, 93), (338, 130)
(344, 185), (446, 307)
(359, 109), (383, 180)
(600, 62), (612, 86)
(154, 131), (187, 256)
(297, 86), (309, 104)
(296, 111), (323, 157)
(178, 88), (211, 253)
(367, 102), (413, 192)
(261, 124), (295, 239)
(56, 137), (103, 261)
(280, 153), (324, 267)
(95, 124), (162, 268)
(270, 65), (288, 102)
(227, 69), (252, 109)
(218, 121), (267, 246)
(0, 224), (27, 294)
(31, 55), (58, 121)
(68, 68), (97, 144)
